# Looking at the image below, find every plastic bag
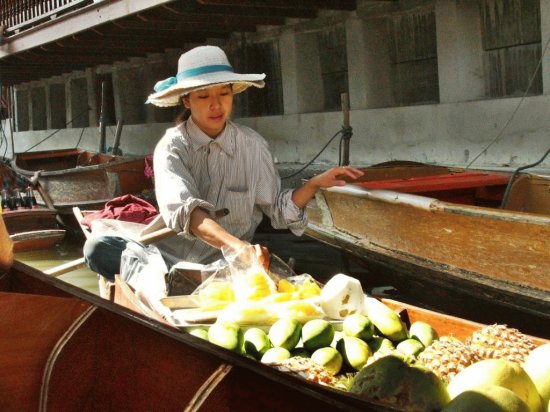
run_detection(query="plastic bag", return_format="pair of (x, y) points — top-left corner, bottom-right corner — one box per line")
(186, 259), (234, 310)
(120, 242), (168, 299)
(221, 244), (277, 301)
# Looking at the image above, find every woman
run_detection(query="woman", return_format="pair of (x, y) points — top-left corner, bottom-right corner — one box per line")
(85, 45), (363, 283)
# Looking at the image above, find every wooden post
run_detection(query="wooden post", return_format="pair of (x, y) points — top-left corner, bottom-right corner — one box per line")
(99, 81), (108, 154)
(112, 119), (124, 155)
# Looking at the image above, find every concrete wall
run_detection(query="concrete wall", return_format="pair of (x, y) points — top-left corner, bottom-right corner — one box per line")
(7, 0), (550, 170)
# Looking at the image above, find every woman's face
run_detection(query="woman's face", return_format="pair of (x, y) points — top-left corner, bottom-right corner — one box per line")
(183, 84), (233, 138)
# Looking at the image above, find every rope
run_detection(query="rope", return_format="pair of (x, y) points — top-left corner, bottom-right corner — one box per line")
(281, 127), (345, 180)
(499, 146), (550, 209)
(74, 126), (86, 148)
(466, 32), (550, 169)
(23, 107), (90, 152)
(338, 125), (353, 166)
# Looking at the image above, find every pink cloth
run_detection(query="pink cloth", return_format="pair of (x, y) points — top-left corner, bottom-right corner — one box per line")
(81, 194), (159, 229)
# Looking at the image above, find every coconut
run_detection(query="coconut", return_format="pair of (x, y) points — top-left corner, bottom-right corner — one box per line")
(319, 274), (364, 319)
(350, 355), (450, 411)
(442, 384), (530, 412)
(448, 359), (543, 412)
(523, 343), (550, 410)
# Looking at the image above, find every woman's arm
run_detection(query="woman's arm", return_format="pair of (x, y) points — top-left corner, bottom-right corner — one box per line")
(189, 207), (246, 251)
(189, 207), (269, 268)
(291, 166), (364, 208)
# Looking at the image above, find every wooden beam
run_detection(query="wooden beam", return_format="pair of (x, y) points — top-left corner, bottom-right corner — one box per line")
(111, 19), (257, 33)
(0, 0), (177, 57)
(196, 0), (356, 10)
(161, 2), (317, 19)
(138, 9), (286, 26)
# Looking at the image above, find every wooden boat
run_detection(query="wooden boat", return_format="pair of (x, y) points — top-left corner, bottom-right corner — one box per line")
(11, 148), (154, 213)
(1, 260), (547, 411)
(305, 161), (550, 339)
(1, 160), (65, 252)
(2, 209), (65, 252)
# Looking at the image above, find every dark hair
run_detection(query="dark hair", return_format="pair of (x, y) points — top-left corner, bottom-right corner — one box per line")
(175, 96), (191, 125)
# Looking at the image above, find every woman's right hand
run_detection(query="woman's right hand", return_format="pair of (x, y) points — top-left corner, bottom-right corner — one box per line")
(253, 244), (270, 271)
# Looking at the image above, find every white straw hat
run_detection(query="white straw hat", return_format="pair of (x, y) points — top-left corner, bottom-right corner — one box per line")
(146, 46), (266, 107)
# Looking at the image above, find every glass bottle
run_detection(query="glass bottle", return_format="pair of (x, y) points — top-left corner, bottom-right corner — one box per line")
(26, 186), (38, 208)
(1, 189), (8, 211)
(13, 188), (24, 210)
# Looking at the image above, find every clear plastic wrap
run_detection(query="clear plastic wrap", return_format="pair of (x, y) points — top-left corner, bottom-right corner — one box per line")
(119, 242), (172, 319)
(221, 244), (277, 301)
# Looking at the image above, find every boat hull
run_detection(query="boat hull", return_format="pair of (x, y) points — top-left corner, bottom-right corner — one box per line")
(0, 262), (377, 411)
(3, 261), (546, 411)
(306, 162), (550, 338)
(12, 149), (154, 211)
(2, 207), (65, 252)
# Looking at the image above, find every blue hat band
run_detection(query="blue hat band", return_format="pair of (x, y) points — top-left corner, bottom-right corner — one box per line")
(153, 64), (234, 93)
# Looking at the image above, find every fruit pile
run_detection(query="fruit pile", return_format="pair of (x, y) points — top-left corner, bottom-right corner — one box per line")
(185, 273), (550, 412)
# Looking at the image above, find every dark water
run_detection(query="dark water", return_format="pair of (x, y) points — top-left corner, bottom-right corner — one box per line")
(14, 236), (99, 295)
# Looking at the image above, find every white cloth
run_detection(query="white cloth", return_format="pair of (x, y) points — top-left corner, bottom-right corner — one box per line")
(153, 117), (306, 266)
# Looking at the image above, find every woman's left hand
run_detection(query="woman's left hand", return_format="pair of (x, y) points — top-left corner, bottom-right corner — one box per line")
(309, 165), (364, 189)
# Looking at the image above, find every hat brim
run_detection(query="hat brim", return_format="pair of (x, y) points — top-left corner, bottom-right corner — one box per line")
(147, 72), (266, 107)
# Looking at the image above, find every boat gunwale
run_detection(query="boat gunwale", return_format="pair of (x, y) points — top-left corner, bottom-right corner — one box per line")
(12, 153), (147, 177)
(324, 185), (550, 226)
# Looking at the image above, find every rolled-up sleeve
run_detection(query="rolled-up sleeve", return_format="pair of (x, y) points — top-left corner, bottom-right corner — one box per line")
(154, 129), (214, 238)
(255, 140), (307, 235)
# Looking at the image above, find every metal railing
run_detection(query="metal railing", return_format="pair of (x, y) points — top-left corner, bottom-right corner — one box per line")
(0, 0), (93, 34)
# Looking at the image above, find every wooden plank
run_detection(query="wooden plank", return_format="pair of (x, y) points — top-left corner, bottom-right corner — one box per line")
(323, 189), (550, 290)
(0, 0), (176, 57)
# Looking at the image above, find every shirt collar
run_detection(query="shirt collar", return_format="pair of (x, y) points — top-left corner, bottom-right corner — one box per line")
(185, 117), (235, 156)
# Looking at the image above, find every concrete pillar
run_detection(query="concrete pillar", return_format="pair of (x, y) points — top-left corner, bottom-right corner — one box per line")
(86, 68), (98, 127)
(26, 87), (33, 131)
(112, 64), (123, 125)
(436, 0), (485, 103)
(280, 29), (298, 115)
(68, 76), (89, 129)
(541, 0), (550, 95)
(280, 29), (323, 114)
(45, 82), (52, 130)
(49, 81), (66, 130)
(65, 78), (72, 131)
(346, 15), (392, 109)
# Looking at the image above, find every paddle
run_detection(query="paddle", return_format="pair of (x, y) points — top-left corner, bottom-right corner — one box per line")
(44, 226), (176, 277)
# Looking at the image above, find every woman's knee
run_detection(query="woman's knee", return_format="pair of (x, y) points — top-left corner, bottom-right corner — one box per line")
(83, 236), (129, 280)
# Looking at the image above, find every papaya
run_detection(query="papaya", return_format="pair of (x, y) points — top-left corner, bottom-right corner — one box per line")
(363, 297), (408, 342)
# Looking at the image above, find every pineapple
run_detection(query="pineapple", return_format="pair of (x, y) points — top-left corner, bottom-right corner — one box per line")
(198, 281), (234, 311)
(466, 324), (536, 364)
(417, 337), (481, 382)
(269, 356), (338, 387)
(233, 271), (276, 301)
